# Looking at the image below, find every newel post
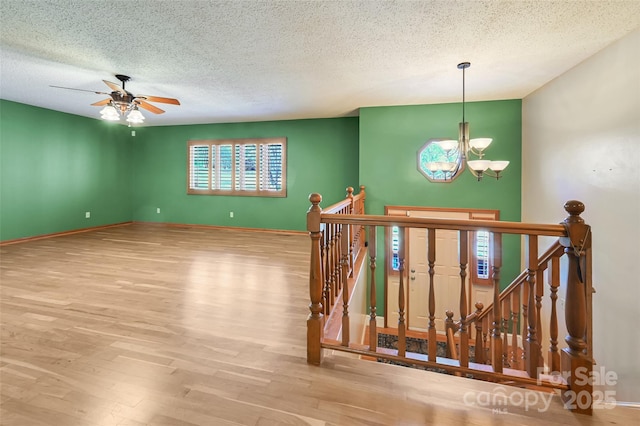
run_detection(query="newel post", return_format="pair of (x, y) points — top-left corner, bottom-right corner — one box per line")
(307, 193), (325, 365)
(559, 200), (593, 415)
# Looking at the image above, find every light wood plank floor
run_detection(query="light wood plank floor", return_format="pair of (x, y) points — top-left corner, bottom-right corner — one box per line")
(0, 224), (635, 425)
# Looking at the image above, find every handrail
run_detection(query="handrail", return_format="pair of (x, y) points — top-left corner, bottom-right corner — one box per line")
(320, 214), (566, 236)
(322, 186), (366, 215)
(447, 302), (484, 333)
(323, 198), (352, 214)
(476, 241), (565, 323)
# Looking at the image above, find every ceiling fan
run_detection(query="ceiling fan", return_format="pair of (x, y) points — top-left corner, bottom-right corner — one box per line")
(50, 74), (180, 123)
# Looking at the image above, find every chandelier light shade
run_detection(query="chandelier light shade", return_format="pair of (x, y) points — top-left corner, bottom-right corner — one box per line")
(126, 107), (145, 124)
(99, 105), (120, 121)
(421, 62), (509, 182)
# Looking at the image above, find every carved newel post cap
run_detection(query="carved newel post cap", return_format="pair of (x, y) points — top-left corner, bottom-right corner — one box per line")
(309, 193), (322, 205)
(346, 187), (354, 197)
(475, 302), (484, 311)
(564, 200), (585, 223)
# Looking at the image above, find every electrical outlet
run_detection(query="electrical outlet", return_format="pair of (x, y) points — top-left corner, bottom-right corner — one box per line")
(230, 211), (234, 218)
(85, 211), (90, 219)
(157, 208), (161, 214)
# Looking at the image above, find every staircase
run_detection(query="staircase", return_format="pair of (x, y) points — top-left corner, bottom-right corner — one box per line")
(306, 187), (595, 415)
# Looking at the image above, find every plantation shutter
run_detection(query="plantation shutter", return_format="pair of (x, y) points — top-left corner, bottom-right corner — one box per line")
(219, 144), (233, 190)
(189, 145), (210, 190)
(260, 142), (283, 191)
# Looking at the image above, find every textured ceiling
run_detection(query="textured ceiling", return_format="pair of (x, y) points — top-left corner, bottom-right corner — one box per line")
(1, 1), (639, 126)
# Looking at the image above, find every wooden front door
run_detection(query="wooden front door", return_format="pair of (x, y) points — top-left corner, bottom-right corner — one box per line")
(385, 207), (499, 332)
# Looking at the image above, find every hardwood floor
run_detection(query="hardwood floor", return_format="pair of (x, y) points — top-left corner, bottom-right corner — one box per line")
(0, 224), (635, 425)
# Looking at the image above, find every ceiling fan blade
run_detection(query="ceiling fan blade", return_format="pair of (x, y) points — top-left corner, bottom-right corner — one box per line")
(103, 80), (126, 94)
(91, 98), (112, 106)
(50, 85), (110, 95)
(137, 100), (165, 114)
(137, 95), (180, 105)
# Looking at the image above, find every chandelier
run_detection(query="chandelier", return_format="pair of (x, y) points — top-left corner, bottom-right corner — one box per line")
(426, 62), (509, 181)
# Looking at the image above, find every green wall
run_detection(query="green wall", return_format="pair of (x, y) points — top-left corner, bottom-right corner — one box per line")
(1, 98), (525, 318)
(359, 100), (522, 296)
(0, 100), (132, 241)
(1, 98), (522, 295)
(130, 118), (359, 231)
(0, 101), (359, 239)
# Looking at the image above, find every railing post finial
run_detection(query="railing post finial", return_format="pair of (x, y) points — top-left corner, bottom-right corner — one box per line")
(309, 193), (322, 210)
(563, 200), (585, 224)
(346, 187), (354, 199)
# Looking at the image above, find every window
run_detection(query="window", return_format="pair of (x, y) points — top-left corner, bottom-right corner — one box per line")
(391, 226), (400, 271)
(474, 230), (490, 281)
(417, 139), (462, 182)
(187, 137), (286, 197)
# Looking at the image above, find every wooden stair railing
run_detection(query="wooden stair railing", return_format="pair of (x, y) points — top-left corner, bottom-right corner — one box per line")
(470, 241), (565, 370)
(315, 186), (366, 317)
(307, 195), (594, 414)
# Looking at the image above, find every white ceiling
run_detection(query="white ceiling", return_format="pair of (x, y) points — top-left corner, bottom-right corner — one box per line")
(1, 1), (639, 127)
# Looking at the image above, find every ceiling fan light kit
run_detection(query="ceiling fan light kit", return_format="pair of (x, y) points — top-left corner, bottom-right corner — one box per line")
(51, 74), (180, 125)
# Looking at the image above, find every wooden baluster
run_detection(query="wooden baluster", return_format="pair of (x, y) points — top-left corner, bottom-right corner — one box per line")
(321, 227), (329, 316)
(340, 227), (350, 347)
(491, 232), (503, 373)
(358, 186), (366, 259)
(510, 287), (520, 370)
(475, 311), (485, 364)
(346, 186), (355, 272)
(559, 200), (593, 415)
(307, 193), (324, 365)
(368, 226), (378, 352)
(325, 224), (334, 312)
(445, 310), (455, 359)
(502, 298), (510, 368)
(548, 255), (560, 373)
(333, 224), (340, 294)
(397, 226), (406, 357)
(525, 235), (540, 379)
(472, 302), (483, 364)
(427, 228), (437, 362)
(339, 223), (345, 290)
(521, 278), (529, 367)
(536, 267), (545, 369)
(482, 315), (490, 363)
(458, 230), (469, 368)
